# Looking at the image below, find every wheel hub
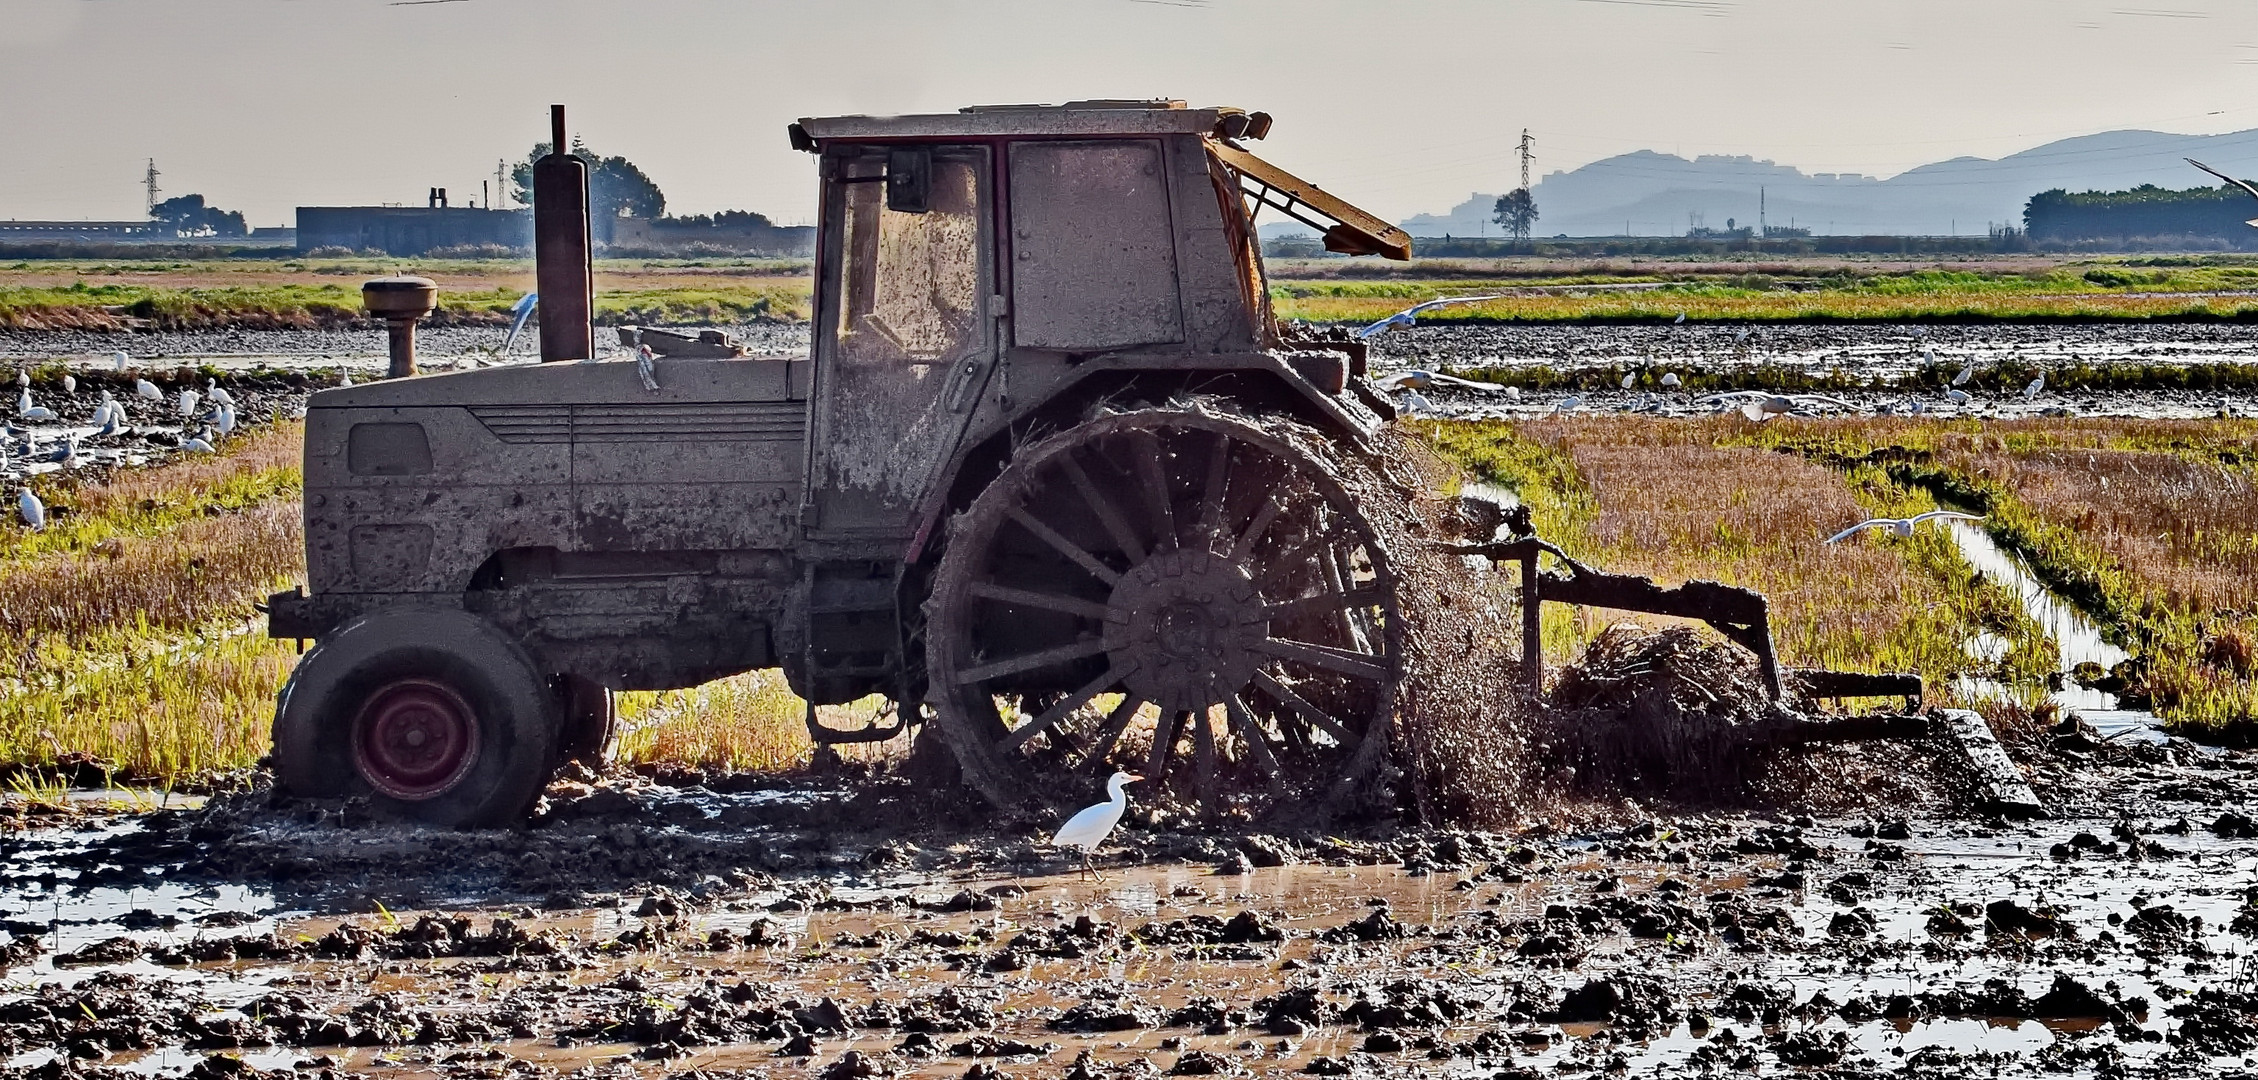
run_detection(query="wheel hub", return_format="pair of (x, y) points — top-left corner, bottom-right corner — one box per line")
(351, 678), (480, 801)
(1105, 548), (1267, 713)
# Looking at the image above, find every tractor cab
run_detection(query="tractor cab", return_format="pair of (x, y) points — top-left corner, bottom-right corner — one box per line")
(787, 100), (1412, 543)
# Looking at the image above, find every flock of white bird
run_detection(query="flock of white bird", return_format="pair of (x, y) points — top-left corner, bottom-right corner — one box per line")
(11, 351), (241, 531)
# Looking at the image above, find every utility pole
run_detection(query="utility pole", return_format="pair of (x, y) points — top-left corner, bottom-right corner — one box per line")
(143, 159), (161, 217)
(1759, 186), (1766, 235)
(496, 159), (510, 210)
(1517, 129), (1534, 192)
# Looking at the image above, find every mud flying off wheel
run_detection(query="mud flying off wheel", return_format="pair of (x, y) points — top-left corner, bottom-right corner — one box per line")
(928, 409), (1403, 814)
(272, 609), (557, 827)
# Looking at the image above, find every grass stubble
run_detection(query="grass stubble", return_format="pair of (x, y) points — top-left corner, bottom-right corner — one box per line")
(1417, 416), (2258, 734)
(2, 401), (2251, 792)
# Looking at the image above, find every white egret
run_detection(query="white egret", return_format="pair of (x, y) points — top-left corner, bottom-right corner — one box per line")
(1620, 372), (1636, 390)
(1946, 388), (1972, 405)
(1673, 312), (1686, 325)
(183, 434), (215, 454)
(61, 376), (75, 394)
(1397, 390), (1435, 416)
(1733, 327), (1751, 344)
(1554, 395), (1582, 413)
(134, 379), (162, 401)
(178, 389), (200, 417)
(1503, 385), (1522, 401)
(1353, 295), (1506, 340)
(19, 405), (54, 424)
(1826, 509), (1983, 544)
(338, 373), (354, 388)
(1661, 372), (1683, 389)
(1052, 771), (1143, 879)
(13, 371), (25, 389)
(1951, 363), (1974, 387)
(205, 379), (233, 407)
(1378, 369), (1506, 394)
(2023, 375), (2044, 401)
(213, 404), (236, 435)
(111, 351), (129, 372)
(17, 491), (42, 531)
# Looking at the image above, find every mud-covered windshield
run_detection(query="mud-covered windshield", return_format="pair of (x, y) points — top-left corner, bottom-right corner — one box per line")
(836, 154), (984, 364)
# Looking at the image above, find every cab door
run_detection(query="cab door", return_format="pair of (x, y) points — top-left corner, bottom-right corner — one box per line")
(805, 143), (995, 539)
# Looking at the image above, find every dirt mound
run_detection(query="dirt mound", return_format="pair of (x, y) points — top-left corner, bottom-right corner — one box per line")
(1545, 623), (1788, 801)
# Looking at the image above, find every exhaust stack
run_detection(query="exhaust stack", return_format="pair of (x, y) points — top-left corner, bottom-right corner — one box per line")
(533, 104), (594, 362)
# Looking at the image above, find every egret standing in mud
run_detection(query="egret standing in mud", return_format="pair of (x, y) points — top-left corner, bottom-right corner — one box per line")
(1052, 771), (1142, 880)
(1825, 509), (1984, 544)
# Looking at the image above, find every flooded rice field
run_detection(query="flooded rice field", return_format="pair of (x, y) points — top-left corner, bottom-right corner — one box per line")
(8, 735), (2258, 1080)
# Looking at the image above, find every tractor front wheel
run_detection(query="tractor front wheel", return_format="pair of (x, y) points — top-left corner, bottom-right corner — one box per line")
(273, 609), (557, 827)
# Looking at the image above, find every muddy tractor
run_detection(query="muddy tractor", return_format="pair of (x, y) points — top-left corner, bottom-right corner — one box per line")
(266, 100), (1429, 825)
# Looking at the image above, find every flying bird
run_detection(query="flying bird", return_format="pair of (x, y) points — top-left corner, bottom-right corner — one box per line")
(1051, 771), (1143, 879)
(1354, 295), (1506, 339)
(17, 491), (42, 531)
(1826, 510), (1984, 544)
(1378, 369), (1507, 393)
(2188, 158), (2258, 226)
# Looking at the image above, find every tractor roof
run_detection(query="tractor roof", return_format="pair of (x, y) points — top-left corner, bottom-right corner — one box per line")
(795, 100), (1249, 142)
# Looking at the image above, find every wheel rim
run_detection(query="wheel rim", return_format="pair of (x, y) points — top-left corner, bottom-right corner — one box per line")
(930, 412), (1402, 812)
(351, 678), (481, 800)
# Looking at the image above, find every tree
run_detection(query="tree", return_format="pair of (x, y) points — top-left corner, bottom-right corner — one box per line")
(150, 194), (248, 238)
(1493, 188), (1538, 248)
(509, 141), (667, 224)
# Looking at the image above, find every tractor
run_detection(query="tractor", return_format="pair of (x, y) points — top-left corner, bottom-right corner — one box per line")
(265, 100), (1430, 825)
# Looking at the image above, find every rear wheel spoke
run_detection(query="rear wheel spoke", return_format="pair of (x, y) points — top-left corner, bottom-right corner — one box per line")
(1262, 585), (1384, 623)
(1005, 508), (1121, 587)
(1084, 694), (1146, 772)
(1147, 709), (1189, 780)
(968, 580), (1111, 621)
(1195, 431), (1233, 544)
(1001, 665), (1130, 752)
(953, 638), (1110, 686)
(1132, 432), (1179, 553)
(1224, 694), (1283, 779)
(1253, 636), (1390, 682)
(1231, 495), (1287, 561)
(1251, 669), (1357, 746)
(1062, 455), (1147, 564)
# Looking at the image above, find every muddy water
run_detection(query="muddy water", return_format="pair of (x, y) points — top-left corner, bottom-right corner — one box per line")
(6, 742), (2258, 1080)
(1940, 521), (2170, 746)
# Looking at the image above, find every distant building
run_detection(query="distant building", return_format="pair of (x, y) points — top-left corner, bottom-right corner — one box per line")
(295, 206), (530, 255)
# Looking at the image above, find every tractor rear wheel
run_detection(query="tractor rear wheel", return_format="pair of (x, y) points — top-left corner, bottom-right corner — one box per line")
(273, 609), (558, 827)
(927, 408), (1403, 816)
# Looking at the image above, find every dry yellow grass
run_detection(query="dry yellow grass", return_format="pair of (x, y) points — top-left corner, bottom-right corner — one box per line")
(615, 672), (893, 772)
(1504, 418), (2014, 685)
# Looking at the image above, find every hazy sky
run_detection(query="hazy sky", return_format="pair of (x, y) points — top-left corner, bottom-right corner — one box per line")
(7, 0), (2258, 227)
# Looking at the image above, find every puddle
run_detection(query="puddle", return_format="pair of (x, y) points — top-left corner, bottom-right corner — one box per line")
(1941, 521), (2165, 741)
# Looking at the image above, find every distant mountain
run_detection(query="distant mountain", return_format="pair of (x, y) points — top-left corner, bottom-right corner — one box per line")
(1397, 128), (2258, 238)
